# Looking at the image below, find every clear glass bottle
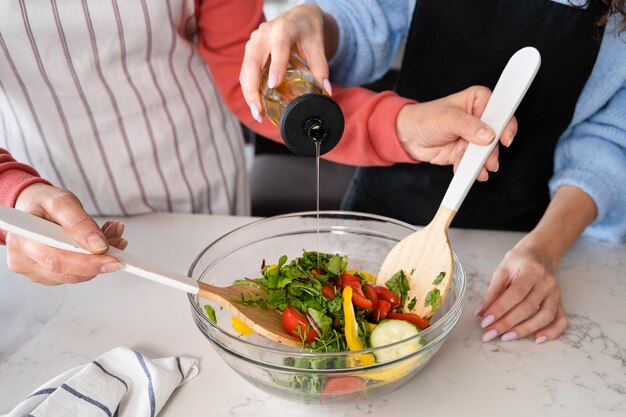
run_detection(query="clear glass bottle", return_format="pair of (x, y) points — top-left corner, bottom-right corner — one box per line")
(260, 53), (344, 156)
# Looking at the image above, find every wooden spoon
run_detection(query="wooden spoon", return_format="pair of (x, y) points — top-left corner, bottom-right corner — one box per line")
(376, 47), (541, 319)
(0, 206), (301, 347)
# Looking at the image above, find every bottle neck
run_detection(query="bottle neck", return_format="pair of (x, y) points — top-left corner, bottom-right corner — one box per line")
(303, 118), (327, 142)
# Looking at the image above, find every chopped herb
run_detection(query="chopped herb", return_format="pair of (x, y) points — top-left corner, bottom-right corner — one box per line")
(204, 304), (217, 324)
(433, 272), (446, 285)
(407, 297), (417, 311)
(234, 293), (267, 308)
(410, 268), (415, 275)
(424, 288), (442, 312)
(385, 270), (410, 309)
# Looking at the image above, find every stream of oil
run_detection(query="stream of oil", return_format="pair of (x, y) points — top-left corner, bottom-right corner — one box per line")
(315, 140), (321, 266)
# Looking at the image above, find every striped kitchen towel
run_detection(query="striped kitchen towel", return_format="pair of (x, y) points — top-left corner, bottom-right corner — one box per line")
(2, 347), (198, 417)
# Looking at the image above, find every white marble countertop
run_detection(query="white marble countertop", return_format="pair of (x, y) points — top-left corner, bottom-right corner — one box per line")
(1, 212), (625, 416)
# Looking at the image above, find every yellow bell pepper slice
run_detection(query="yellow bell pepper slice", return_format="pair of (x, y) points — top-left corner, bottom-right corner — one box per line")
(231, 316), (255, 335)
(360, 356), (421, 382)
(342, 286), (375, 366)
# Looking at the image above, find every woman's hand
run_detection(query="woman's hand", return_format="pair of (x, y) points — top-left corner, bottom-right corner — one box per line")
(6, 183), (127, 285)
(475, 186), (597, 343)
(397, 86), (518, 181)
(475, 243), (567, 344)
(240, 4), (336, 122)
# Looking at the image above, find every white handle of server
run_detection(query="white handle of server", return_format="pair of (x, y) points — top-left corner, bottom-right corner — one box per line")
(440, 47), (541, 212)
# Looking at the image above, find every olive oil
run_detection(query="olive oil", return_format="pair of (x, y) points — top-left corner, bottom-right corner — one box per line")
(315, 140), (321, 263)
(261, 55), (323, 127)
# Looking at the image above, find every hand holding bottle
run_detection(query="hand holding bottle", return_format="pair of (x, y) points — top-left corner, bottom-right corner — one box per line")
(240, 4), (334, 123)
(240, 3), (516, 173)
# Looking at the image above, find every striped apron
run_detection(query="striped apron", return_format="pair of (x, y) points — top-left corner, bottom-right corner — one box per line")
(0, 0), (249, 216)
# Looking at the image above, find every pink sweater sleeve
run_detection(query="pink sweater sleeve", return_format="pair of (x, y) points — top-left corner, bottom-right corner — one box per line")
(0, 149), (51, 243)
(195, 0), (417, 166)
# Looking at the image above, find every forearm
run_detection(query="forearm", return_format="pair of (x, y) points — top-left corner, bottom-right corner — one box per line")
(0, 148), (51, 243)
(517, 185), (597, 271)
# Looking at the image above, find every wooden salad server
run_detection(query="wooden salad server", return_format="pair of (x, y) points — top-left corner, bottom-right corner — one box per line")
(0, 206), (301, 347)
(376, 47), (541, 319)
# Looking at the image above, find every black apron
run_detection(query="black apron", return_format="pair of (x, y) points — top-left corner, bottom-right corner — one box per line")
(341, 0), (606, 231)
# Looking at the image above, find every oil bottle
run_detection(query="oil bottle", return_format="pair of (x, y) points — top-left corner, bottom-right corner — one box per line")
(260, 53), (344, 156)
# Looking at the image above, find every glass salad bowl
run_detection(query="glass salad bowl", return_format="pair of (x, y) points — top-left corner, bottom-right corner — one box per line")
(188, 211), (466, 405)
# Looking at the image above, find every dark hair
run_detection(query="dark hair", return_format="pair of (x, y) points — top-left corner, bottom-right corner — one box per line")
(595, 0), (626, 29)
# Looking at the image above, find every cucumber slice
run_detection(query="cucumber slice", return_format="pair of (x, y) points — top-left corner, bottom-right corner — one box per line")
(369, 319), (422, 362)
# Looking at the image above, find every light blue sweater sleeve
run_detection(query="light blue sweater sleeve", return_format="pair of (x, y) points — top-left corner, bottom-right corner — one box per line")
(550, 84), (626, 244)
(306, 0), (415, 86)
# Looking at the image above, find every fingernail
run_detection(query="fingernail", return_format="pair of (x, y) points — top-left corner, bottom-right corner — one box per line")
(100, 262), (122, 273)
(87, 233), (108, 252)
(323, 79), (332, 95)
(268, 72), (278, 89)
(482, 329), (498, 342)
(476, 128), (494, 142)
(500, 331), (518, 342)
(474, 304), (484, 317)
(494, 162), (499, 173)
(506, 135), (515, 147)
(535, 335), (548, 344)
(250, 103), (262, 123)
(481, 314), (495, 328)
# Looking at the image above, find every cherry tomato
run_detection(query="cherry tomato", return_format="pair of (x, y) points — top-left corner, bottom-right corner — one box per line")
(321, 285), (336, 299)
(386, 312), (430, 330)
(341, 273), (361, 289)
(321, 377), (365, 404)
(345, 281), (373, 309)
(322, 377), (364, 394)
(369, 299), (391, 322)
(363, 284), (378, 311)
(282, 306), (319, 342)
(375, 286), (400, 309)
(311, 267), (323, 276)
(341, 273), (372, 309)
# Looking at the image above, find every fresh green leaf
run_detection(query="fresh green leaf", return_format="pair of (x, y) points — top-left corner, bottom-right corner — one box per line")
(299, 252), (347, 277)
(294, 356), (311, 369)
(327, 295), (343, 316)
(385, 270), (410, 308)
(267, 289), (288, 309)
(326, 254), (348, 276)
(433, 272), (446, 285)
(203, 304), (217, 324)
(424, 288), (442, 312)
(407, 297), (417, 311)
(234, 294), (267, 309)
